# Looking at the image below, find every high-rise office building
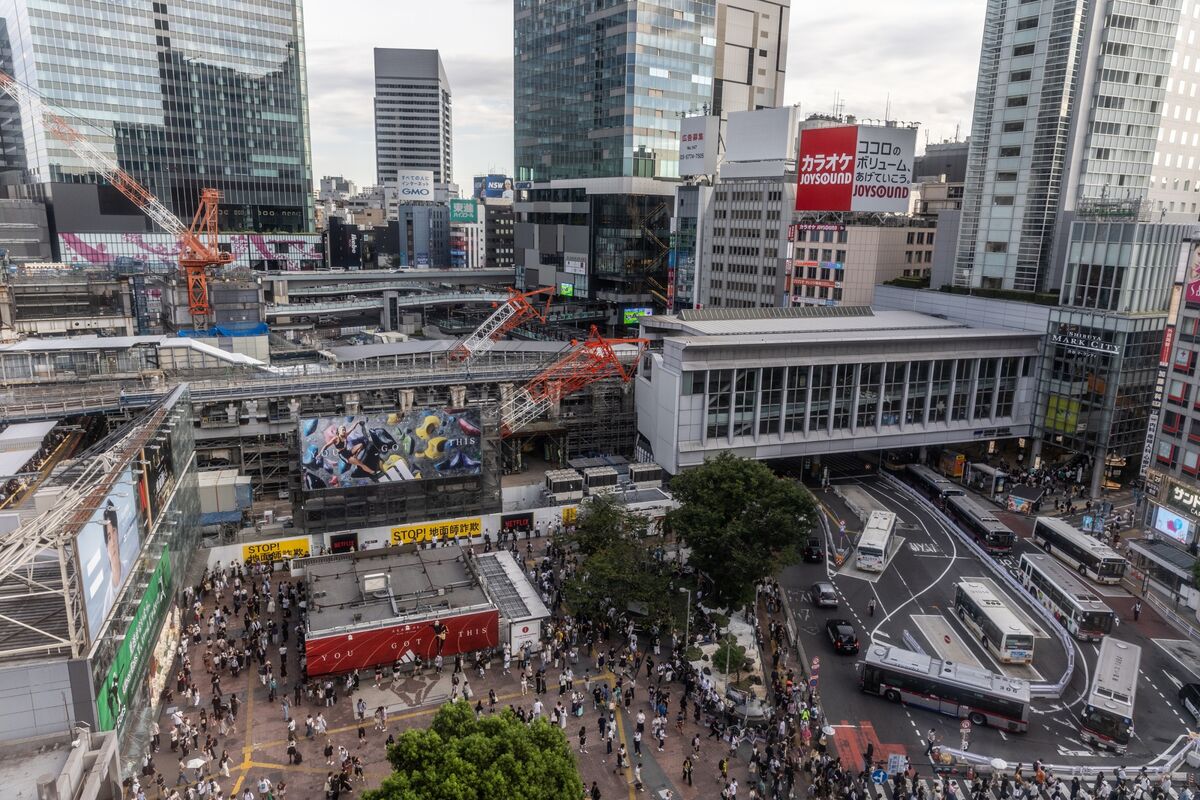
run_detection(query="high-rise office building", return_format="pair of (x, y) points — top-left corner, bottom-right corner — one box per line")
(374, 48), (453, 186)
(712, 0), (789, 121)
(0, 0), (314, 235)
(954, 0), (1180, 293)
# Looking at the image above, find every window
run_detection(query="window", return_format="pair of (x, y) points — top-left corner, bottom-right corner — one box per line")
(985, 241), (1009, 253)
(1006, 96), (1029, 108)
(1013, 44), (1035, 57)
(993, 196), (1015, 206)
(1016, 16), (1039, 30)
(1003, 121), (1025, 133)
(999, 146), (1021, 157)
(1158, 441), (1178, 469)
(996, 171), (1019, 182)
(1094, 148), (1111, 160)
(1010, 70), (1032, 82)
(1168, 379), (1190, 406)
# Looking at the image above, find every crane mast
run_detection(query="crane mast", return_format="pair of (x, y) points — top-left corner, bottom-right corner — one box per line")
(447, 286), (554, 368)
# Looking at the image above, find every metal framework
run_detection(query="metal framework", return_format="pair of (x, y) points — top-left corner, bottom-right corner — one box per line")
(446, 287), (554, 367)
(0, 401), (169, 661)
(0, 71), (233, 328)
(499, 325), (647, 436)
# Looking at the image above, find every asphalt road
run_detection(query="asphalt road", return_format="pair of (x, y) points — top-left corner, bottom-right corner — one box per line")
(779, 469), (1197, 772)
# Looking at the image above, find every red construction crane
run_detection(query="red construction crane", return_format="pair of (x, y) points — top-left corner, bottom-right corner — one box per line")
(0, 71), (233, 328)
(500, 325), (648, 436)
(447, 286), (554, 367)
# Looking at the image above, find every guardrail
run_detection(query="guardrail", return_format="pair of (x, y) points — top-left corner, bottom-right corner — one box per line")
(879, 472), (1075, 699)
(1145, 591), (1200, 643)
(935, 734), (1198, 780)
(902, 629), (927, 655)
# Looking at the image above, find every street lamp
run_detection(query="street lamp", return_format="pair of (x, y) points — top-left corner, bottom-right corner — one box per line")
(680, 586), (692, 656)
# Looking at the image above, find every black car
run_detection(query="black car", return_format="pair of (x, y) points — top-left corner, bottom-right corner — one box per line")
(810, 581), (839, 608)
(802, 535), (824, 563)
(1180, 683), (1200, 724)
(825, 619), (859, 654)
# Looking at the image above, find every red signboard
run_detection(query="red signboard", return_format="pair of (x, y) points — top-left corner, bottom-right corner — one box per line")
(305, 608), (500, 676)
(795, 126), (857, 212)
(1161, 324), (1177, 367)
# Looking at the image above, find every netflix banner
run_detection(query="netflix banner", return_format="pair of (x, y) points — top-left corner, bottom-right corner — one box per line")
(305, 609), (500, 676)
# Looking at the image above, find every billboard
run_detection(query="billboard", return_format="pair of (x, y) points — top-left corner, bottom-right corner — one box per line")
(95, 551), (172, 732)
(299, 408), (482, 491)
(390, 516), (483, 545)
(795, 124), (917, 213)
(79, 466), (144, 638)
(623, 307), (653, 325)
(305, 608), (500, 676)
(1154, 505), (1193, 543)
(449, 199), (478, 224)
(474, 174), (512, 200)
(243, 536), (311, 564)
(1186, 242), (1200, 308)
(395, 171), (435, 200)
(679, 115), (719, 176)
(558, 282), (575, 297)
(137, 441), (175, 531)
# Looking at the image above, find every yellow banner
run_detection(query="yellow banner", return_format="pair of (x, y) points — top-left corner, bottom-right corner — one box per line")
(242, 536), (311, 564)
(562, 506), (578, 525)
(391, 517), (482, 546)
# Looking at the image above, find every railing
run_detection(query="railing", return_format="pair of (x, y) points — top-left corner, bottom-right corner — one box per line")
(879, 472), (1075, 699)
(1145, 591), (1200, 643)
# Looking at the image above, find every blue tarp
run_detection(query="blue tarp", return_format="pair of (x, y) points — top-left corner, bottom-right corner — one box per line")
(179, 323), (269, 338)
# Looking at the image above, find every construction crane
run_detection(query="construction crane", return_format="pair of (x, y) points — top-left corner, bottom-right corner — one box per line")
(447, 286), (554, 368)
(0, 71), (233, 329)
(500, 325), (647, 436)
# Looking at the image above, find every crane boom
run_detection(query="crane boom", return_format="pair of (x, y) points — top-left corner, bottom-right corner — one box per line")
(499, 325), (647, 436)
(448, 286), (554, 367)
(0, 71), (232, 327)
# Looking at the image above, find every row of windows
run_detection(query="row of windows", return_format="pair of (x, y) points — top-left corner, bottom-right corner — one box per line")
(794, 229), (848, 244)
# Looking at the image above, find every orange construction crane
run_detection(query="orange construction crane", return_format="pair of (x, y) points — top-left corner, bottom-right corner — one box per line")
(447, 286), (554, 368)
(0, 71), (233, 328)
(499, 325), (647, 436)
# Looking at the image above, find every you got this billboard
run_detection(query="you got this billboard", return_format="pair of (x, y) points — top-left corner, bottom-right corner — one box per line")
(795, 125), (917, 213)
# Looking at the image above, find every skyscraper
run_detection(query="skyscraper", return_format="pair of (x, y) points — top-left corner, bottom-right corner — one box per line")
(954, 0), (1180, 293)
(0, 0), (314, 234)
(374, 48), (453, 186)
(712, 0), (789, 121)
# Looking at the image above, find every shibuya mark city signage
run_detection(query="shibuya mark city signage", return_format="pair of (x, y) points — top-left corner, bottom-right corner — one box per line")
(678, 115), (719, 176)
(305, 608), (500, 675)
(1050, 332), (1120, 355)
(795, 124), (917, 213)
(395, 171), (435, 200)
(96, 551), (173, 732)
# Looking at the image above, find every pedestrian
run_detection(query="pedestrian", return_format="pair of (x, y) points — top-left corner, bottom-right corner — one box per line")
(682, 756), (694, 786)
(1133, 600), (1142, 621)
(578, 725), (588, 754)
(924, 728), (937, 757)
(634, 762), (645, 793)
(868, 598), (877, 617)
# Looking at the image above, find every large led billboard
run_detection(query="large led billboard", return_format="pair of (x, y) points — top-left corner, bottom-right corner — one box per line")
(299, 408), (482, 491)
(78, 465), (144, 638)
(795, 124), (917, 213)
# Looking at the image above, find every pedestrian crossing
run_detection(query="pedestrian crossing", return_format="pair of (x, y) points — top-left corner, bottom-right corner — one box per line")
(866, 775), (1010, 800)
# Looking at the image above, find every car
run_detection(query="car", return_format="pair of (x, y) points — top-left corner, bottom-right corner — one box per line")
(825, 619), (860, 654)
(810, 581), (839, 608)
(802, 535), (824, 563)
(1180, 683), (1200, 724)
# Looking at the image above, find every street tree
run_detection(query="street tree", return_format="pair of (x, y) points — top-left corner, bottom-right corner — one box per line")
(362, 701), (582, 800)
(667, 452), (817, 608)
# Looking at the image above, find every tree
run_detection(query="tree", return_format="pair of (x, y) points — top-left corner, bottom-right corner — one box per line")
(561, 494), (670, 625)
(667, 452), (817, 608)
(362, 701), (582, 800)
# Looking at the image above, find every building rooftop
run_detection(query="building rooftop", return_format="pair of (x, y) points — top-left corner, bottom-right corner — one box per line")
(0, 335), (265, 367)
(475, 550), (549, 624)
(304, 545), (493, 635)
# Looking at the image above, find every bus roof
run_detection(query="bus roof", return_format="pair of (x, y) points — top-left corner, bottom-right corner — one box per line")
(859, 510), (897, 548)
(1018, 552), (1110, 612)
(947, 494), (1013, 534)
(955, 581), (1034, 636)
(907, 464), (965, 495)
(864, 643), (1030, 701)
(1090, 638), (1140, 717)
(1034, 516), (1124, 561)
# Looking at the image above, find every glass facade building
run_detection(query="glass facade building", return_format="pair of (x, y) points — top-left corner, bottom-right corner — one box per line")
(514, 0), (716, 182)
(0, 0), (313, 233)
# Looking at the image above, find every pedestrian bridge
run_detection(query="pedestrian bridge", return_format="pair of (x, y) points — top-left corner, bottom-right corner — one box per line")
(264, 292), (508, 318)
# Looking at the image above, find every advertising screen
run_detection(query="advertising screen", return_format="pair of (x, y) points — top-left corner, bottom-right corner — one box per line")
(1154, 505), (1193, 543)
(623, 307), (653, 325)
(78, 465), (144, 638)
(558, 282), (575, 297)
(137, 441), (175, 531)
(95, 551), (172, 731)
(475, 174), (512, 200)
(299, 408), (482, 491)
(795, 124), (917, 213)
(449, 199), (478, 224)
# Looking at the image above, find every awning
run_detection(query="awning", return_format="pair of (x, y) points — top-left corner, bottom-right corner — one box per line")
(1127, 538), (1194, 581)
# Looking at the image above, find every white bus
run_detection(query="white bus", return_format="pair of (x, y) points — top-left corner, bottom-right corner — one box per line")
(1080, 638), (1140, 753)
(1031, 516), (1127, 584)
(860, 643), (1031, 733)
(856, 510), (898, 572)
(954, 581), (1035, 665)
(1018, 553), (1116, 641)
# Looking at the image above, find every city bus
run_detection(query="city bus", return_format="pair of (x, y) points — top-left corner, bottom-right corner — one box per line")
(904, 463), (965, 503)
(855, 510), (898, 572)
(1018, 553), (1116, 641)
(860, 643), (1031, 732)
(944, 494), (1017, 554)
(954, 581), (1035, 664)
(1031, 517), (1128, 584)
(1080, 638), (1141, 753)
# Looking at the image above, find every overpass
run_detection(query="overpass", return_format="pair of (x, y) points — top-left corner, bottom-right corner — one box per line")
(258, 268), (515, 284)
(264, 292), (509, 318)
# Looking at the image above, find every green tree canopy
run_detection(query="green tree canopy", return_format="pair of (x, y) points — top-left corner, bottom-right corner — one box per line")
(561, 494), (670, 626)
(667, 453), (817, 608)
(362, 701), (582, 800)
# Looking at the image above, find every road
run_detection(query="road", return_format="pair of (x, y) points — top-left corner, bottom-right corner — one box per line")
(779, 467), (1196, 772)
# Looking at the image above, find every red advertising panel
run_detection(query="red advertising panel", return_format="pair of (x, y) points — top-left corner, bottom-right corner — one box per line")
(795, 126), (857, 212)
(305, 609), (500, 676)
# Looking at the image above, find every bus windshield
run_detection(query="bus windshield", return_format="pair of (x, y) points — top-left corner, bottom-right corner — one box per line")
(859, 546), (884, 557)
(1081, 705), (1131, 744)
(1079, 610), (1115, 635)
(1097, 560), (1125, 579)
(1005, 634), (1034, 653)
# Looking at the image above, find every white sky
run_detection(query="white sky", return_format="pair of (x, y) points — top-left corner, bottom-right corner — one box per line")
(303, 0), (985, 189)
